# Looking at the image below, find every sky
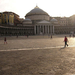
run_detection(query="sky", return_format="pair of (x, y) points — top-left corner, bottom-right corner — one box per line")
(0, 0), (75, 18)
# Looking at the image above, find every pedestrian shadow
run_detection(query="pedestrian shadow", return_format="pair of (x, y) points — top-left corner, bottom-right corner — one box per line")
(59, 46), (66, 50)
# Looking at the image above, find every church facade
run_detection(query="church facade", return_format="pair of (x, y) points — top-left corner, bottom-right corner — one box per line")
(24, 6), (54, 35)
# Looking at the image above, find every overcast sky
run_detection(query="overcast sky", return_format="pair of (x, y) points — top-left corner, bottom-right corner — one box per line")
(0, 0), (75, 18)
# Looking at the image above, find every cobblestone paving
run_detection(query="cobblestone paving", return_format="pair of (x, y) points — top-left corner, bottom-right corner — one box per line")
(0, 35), (75, 75)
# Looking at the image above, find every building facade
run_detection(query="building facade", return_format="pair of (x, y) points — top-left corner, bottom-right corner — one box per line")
(0, 13), (2, 24)
(0, 12), (21, 25)
(1, 12), (14, 25)
(0, 6), (75, 36)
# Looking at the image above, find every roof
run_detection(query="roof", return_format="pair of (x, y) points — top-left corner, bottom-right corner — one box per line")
(50, 18), (58, 22)
(23, 18), (31, 22)
(26, 6), (49, 16)
(38, 20), (51, 24)
(3, 11), (19, 17)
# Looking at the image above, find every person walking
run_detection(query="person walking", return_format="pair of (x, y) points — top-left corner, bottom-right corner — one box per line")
(51, 35), (52, 39)
(4, 37), (7, 44)
(27, 34), (29, 38)
(64, 36), (68, 47)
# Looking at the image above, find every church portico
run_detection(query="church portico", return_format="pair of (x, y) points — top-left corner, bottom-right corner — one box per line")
(34, 24), (54, 35)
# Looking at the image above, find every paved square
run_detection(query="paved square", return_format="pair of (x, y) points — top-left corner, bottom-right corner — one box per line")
(0, 35), (75, 75)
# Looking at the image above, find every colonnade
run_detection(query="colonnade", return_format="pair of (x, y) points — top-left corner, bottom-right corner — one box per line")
(0, 27), (34, 36)
(34, 25), (54, 35)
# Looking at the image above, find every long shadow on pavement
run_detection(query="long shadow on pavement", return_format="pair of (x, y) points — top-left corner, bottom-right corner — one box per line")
(60, 46), (66, 50)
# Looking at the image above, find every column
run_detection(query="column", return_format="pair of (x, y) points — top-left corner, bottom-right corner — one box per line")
(34, 25), (36, 35)
(48, 25), (49, 34)
(44, 25), (46, 34)
(50, 25), (52, 34)
(43, 25), (44, 34)
(37, 26), (40, 34)
(53, 25), (54, 34)
(40, 25), (41, 34)
(37, 26), (38, 34)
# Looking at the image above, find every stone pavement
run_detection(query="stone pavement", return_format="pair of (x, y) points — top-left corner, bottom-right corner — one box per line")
(0, 35), (75, 75)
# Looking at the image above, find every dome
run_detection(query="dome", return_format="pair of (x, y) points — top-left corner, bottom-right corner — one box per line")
(22, 18), (32, 25)
(23, 18), (31, 22)
(50, 18), (58, 22)
(50, 18), (58, 25)
(25, 6), (50, 21)
(26, 6), (49, 16)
